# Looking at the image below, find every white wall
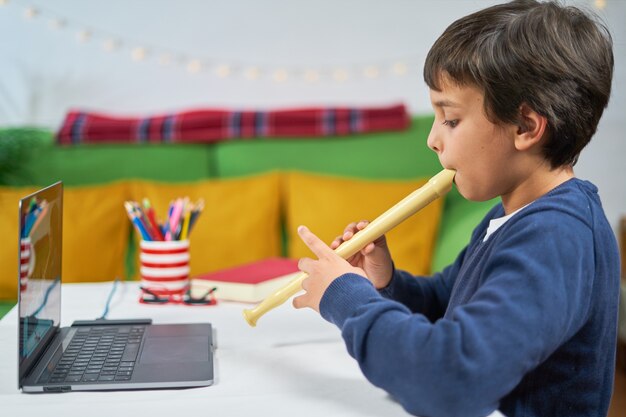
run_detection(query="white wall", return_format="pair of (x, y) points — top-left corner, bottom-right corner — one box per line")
(1, 0), (624, 232)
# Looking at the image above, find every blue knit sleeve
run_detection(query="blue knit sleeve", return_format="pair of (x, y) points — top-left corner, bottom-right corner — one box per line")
(377, 250), (466, 322)
(376, 203), (498, 321)
(319, 209), (594, 417)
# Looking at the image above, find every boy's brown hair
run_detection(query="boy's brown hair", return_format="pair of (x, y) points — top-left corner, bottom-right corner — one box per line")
(424, 0), (614, 168)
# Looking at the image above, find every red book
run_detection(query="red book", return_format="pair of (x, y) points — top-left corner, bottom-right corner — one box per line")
(190, 258), (300, 303)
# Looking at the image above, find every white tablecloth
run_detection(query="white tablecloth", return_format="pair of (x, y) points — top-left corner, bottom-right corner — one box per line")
(0, 282), (504, 417)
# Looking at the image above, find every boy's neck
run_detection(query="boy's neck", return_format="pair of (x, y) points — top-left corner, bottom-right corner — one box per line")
(501, 165), (574, 215)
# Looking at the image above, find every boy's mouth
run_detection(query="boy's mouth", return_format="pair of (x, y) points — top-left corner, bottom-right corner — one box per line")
(441, 162), (454, 172)
(441, 164), (457, 183)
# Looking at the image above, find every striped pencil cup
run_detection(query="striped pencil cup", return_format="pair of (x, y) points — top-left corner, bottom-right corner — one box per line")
(139, 240), (190, 296)
(20, 237), (34, 291)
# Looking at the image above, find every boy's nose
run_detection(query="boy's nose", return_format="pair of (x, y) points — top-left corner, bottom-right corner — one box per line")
(427, 128), (441, 154)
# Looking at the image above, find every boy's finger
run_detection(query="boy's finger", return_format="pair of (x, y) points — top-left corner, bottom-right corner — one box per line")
(357, 220), (369, 230)
(292, 294), (306, 309)
(301, 277), (311, 291)
(298, 225), (332, 258)
(361, 242), (375, 255)
(298, 257), (314, 273)
(344, 222), (358, 234)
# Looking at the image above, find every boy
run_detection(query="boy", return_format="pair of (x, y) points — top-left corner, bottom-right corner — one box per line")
(292, 1), (619, 416)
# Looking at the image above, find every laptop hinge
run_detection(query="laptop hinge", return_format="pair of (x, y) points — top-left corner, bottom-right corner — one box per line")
(20, 326), (62, 385)
(71, 318), (152, 326)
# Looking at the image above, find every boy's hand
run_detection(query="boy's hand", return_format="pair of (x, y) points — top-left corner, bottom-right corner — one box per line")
(330, 220), (394, 289)
(293, 225), (366, 313)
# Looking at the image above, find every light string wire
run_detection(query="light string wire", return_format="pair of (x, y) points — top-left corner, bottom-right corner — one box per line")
(1, 0), (427, 83)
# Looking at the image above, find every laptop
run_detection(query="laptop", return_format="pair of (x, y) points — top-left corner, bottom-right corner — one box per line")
(18, 181), (214, 393)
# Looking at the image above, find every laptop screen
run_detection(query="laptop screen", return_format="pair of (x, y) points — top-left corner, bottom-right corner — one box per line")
(18, 182), (63, 381)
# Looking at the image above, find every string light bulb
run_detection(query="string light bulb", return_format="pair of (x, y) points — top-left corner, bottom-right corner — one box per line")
(0, 0), (9, 7)
(215, 64), (231, 78)
(363, 66), (380, 79)
(273, 69), (288, 83)
(333, 69), (349, 82)
(158, 53), (172, 66)
(131, 47), (147, 61)
(303, 70), (320, 83)
(23, 6), (38, 19)
(392, 62), (408, 76)
(76, 29), (91, 43)
(102, 39), (119, 52)
(594, 0), (606, 9)
(187, 59), (202, 73)
(244, 67), (260, 80)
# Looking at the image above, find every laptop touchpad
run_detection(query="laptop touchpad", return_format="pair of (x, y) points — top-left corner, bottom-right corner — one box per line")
(139, 336), (209, 364)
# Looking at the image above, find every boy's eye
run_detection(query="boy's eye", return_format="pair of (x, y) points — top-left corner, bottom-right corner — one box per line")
(442, 119), (459, 128)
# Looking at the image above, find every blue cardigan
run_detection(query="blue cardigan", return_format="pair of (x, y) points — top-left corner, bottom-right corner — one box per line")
(320, 179), (620, 417)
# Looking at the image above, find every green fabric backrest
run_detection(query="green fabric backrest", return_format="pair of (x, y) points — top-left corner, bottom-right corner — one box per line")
(27, 144), (215, 186)
(214, 115), (441, 179)
(0, 300), (14, 318)
(0, 127), (53, 186)
(0, 129), (215, 186)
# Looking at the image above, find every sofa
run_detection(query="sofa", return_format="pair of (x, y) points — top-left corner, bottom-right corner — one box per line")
(0, 115), (497, 306)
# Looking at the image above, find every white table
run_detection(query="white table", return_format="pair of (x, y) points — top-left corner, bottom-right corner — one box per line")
(0, 282), (504, 417)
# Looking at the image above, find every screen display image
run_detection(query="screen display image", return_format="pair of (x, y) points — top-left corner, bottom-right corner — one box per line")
(18, 182), (62, 378)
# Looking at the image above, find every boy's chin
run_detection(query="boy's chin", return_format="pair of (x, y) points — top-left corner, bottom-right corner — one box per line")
(456, 184), (495, 202)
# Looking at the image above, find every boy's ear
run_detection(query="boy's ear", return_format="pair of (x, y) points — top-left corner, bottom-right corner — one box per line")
(515, 103), (548, 151)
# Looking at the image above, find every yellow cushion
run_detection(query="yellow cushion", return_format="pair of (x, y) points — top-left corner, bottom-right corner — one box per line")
(285, 172), (444, 275)
(0, 186), (38, 299)
(0, 183), (129, 299)
(128, 173), (281, 278)
(63, 182), (130, 283)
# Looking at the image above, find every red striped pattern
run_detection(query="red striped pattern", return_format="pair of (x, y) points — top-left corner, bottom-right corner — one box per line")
(56, 104), (410, 145)
(20, 238), (32, 291)
(139, 240), (190, 296)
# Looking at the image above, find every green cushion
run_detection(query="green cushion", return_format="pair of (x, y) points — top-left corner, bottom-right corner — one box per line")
(28, 144), (216, 186)
(0, 127), (52, 186)
(214, 115), (440, 180)
(1, 128), (217, 186)
(0, 300), (15, 319)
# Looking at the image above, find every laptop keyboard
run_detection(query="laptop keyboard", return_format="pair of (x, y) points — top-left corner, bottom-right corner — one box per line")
(39, 325), (145, 384)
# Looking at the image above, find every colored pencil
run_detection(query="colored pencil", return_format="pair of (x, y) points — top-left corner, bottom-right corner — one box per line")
(179, 206), (192, 241)
(123, 197), (201, 242)
(169, 198), (184, 240)
(27, 201), (48, 236)
(133, 202), (158, 241)
(143, 198), (165, 241)
(124, 202), (151, 240)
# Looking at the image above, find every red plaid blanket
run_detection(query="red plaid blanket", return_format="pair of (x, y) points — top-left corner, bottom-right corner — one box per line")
(56, 104), (409, 145)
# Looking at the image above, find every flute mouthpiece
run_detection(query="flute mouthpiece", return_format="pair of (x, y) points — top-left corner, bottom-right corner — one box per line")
(428, 169), (456, 196)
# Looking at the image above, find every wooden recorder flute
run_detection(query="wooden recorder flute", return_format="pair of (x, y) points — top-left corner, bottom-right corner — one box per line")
(243, 168), (456, 327)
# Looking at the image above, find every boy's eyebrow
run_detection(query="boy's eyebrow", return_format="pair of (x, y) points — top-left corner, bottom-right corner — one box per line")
(433, 99), (461, 108)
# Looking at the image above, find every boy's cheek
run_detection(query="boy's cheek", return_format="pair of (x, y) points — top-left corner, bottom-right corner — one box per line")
(450, 173), (474, 199)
